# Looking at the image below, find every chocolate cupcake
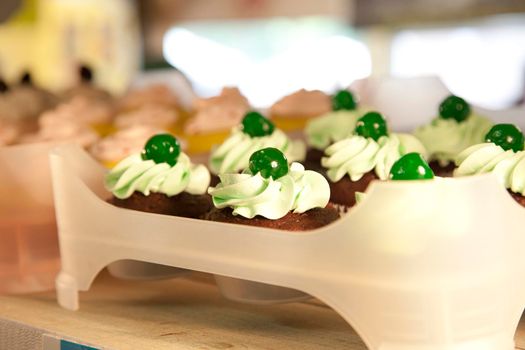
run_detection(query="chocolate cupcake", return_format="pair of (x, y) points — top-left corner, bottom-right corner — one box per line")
(208, 111), (306, 185)
(355, 152), (435, 204)
(322, 111), (427, 211)
(207, 147), (338, 303)
(105, 134), (212, 218)
(454, 123), (525, 207)
(414, 95), (493, 177)
(304, 90), (367, 168)
(207, 147), (338, 228)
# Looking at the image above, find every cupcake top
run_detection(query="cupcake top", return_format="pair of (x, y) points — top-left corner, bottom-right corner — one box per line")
(40, 96), (114, 127)
(209, 111), (306, 175)
(209, 147), (330, 219)
(414, 95), (493, 166)
(454, 124), (525, 195)
(305, 90), (365, 150)
(184, 87), (250, 134)
(90, 125), (166, 163)
(62, 66), (113, 103)
(118, 84), (180, 111)
(20, 119), (99, 148)
(114, 104), (178, 130)
(322, 112), (427, 182)
(0, 120), (19, 146)
(269, 89), (331, 119)
(105, 134), (210, 199)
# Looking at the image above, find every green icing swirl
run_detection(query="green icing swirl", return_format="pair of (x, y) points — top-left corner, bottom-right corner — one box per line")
(321, 133), (427, 182)
(209, 127), (306, 175)
(414, 114), (493, 166)
(304, 109), (363, 150)
(208, 162), (329, 219)
(105, 152), (210, 199)
(454, 143), (525, 195)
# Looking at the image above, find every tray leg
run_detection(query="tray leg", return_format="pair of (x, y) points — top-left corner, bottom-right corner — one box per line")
(315, 285), (517, 350)
(55, 272), (79, 311)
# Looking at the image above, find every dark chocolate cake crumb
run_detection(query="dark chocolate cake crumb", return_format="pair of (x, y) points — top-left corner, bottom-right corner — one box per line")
(108, 192), (212, 219)
(328, 171), (378, 208)
(205, 206), (339, 231)
(508, 190), (525, 208)
(428, 161), (455, 178)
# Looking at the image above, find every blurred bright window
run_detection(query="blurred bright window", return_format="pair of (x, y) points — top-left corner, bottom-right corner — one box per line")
(391, 15), (525, 109)
(163, 17), (371, 107)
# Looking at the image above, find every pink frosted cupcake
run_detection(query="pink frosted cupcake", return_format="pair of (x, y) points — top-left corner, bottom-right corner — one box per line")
(90, 125), (168, 168)
(118, 84), (180, 112)
(20, 118), (99, 148)
(183, 87), (251, 154)
(62, 65), (113, 104)
(39, 96), (114, 135)
(269, 89), (332, 131)
(114, 104), (179, 131)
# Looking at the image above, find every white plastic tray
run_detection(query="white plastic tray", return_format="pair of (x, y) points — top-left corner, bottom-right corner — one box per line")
(51, 144), (525, 350)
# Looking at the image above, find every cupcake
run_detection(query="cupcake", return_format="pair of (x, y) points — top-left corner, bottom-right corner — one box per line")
(322, 111), (427, 210)
(9, 72), (58, 118)
(90, 125), (167, 168)
(0, 75), (56, 133)
(209, 111), (306, 184)
(355, 152), (436, 204)
(414, 95), (493, 177)
(208, 147), (339, 229)
(105, 134), (212, 218)
(454, 124), (525, 207)
(304, 90), (366, 167)
(39, 96), (114, 136)
(20, 118), (99, 148)
(184, 87), (250, 154)
(207, 147), (338, 303)
(117, 84), (180, 112)
(62, 65), (113, 103)
(269, 89), (332, 132)
(114, 104), (178, 131)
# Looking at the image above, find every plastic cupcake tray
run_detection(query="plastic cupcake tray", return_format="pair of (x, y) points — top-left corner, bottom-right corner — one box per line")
(0, 143), (61, 293)
(51, 144), (525, 350)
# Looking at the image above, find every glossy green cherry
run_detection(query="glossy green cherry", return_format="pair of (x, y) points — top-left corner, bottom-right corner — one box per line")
(249, 147), (289, 179)
(242, 111), (275, 137)
(332, 90), (357, 111)
(439, 95), (470, 122)
(485, 124), (524, 152)
(355, 111), (388, 141)
(141, 134), (181, 166)
(390, 153), (434, 180)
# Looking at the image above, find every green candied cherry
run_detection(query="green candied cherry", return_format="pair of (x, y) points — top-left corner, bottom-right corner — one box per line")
(141, 133), (181, 166)
(249, 147), (289, 180)
(485, 124), (524, 152)
(355, 111), (388, 141)
(332, 90), (357, 111)
(439, 95), (471, 122)
(390, 153), (434, 180)
(242, 111), (275, 137)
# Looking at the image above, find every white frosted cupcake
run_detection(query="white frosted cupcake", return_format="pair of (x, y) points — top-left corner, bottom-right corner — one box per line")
(209, 111), (305, 177)
(414, 95), (492, 176)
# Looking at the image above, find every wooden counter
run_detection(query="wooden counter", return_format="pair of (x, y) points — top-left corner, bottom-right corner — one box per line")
(0, 271), (524, 350)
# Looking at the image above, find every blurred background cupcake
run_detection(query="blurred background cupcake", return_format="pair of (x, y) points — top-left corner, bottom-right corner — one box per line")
(183, 87), (251, 154)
